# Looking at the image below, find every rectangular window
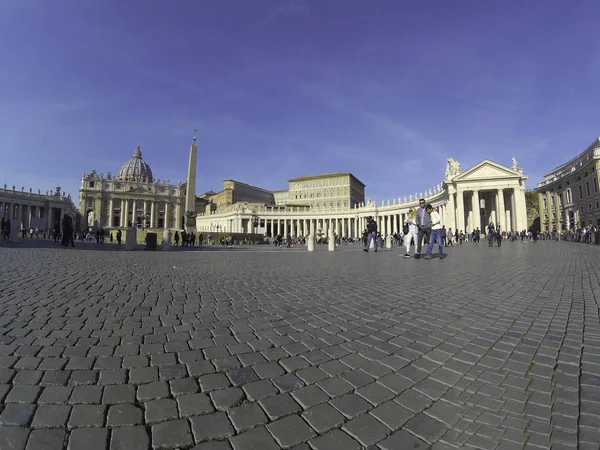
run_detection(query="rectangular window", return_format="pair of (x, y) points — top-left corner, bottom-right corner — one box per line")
(567, 189), (572, 203)
(551, 195), (555, 207)
(89, 181), (95, 188)
(543, 198), (547, 210)
(586, 181), (590, 196)
(581, 206), (585, 213)
(595, 178), (598, 193)
(579, 185), (583, 199)
(589, 203), (593, 212)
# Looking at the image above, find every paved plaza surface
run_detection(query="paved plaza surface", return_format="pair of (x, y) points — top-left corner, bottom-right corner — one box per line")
(0, 241), (599, 450)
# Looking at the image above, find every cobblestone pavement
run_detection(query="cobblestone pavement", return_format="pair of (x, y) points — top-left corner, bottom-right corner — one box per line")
(0, 241), (599, 450)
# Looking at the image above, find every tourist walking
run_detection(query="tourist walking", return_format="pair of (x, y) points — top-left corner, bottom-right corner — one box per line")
(424, 205), (445, 259)
(402, 208), (418, 258)
(415, 198), (431, 259)
(487, 223), (495, 247)
(447, 228), (454, 246)
(363, 216), (378, 252)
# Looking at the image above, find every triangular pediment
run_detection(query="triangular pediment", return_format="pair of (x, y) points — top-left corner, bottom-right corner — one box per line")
(453, 160), (523, 182)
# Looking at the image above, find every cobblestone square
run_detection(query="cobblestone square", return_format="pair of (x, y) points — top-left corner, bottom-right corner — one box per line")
(0, 241), (599, 449)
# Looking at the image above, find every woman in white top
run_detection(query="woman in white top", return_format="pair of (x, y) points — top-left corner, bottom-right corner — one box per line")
(425, 205), (445, 259)
(403, 208), (419, 258)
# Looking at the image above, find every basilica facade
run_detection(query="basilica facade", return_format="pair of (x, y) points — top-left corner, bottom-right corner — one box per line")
(78, 146), (187, 230)
(196, 158), (529, 238)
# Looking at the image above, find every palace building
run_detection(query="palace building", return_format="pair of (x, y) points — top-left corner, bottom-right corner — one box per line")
(536, 137), (600, 231)
(196, 158), (529, 238)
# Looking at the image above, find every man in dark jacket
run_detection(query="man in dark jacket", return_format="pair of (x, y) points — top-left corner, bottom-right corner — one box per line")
(415, 198), (431, 259)
(363, 216), (378, 252)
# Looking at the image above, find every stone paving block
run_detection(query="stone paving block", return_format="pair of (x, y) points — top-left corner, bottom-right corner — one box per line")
(340, 369), (373, 388)
(330, 394), (372, 419)
(151, 419), (194, 449)
(259, 393), (301, 420)
(291, 384), (329, 409)
(317, 376), (354, 398)
(26, 428), (65, 450)
(190, 412), (235, 442)
(136, 381), (170, 401)
(98, 369), (127, 385)
(342, 412), (389, 446)
(178, 392), (215, 417)
(272, 373), (304, 393)
(5, 385), (41, 403)
(145, 398), (178, 423)
(377, 372), (412, 394)
(0, 426), (30, 449)
(0, 403), (37, 426)
(169, 377), (199, 396)
(68, 404), (106, 428)
(404, 412), (448, 443)
(102, 384), (135, 404)
(301, 402), (345, 434)
(31, 404), (71, 428)
(38, 386), (73, 404)
(210, 387), (245, 411)
(226, 367), (259, 387)
(199, 373), (231, 392)
(377, 429), (429, 450)
(106, 404), (143, 427)
(242, 379), (278, 401)
(356, 382), (395, 406)
(229, 426), (280, 450)
(229, 402), (269, 432)
(266, 414), (316, 448)
(68, 427), (109, 450)
(395, 388), (432, 413)
(110, 426), (150, 450)
(369, 400), (414, 430)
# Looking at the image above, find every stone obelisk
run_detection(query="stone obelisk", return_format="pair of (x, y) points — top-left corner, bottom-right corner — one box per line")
(184, 130), (198, 232)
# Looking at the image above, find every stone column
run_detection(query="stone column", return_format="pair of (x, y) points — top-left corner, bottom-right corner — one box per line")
(150, 202), (155, 229)
(446, 191), (456, 232)
(123, 199), (129, 227)
(497, 189), (505, 232)
(555, 192), (563, 232)
(175, 203), (181, 229)
(456, 190), (465, 233)
(108, 198), (114, 228)
(284, 218), (288, 237)
(472, 190), (480, 232)
(515, 188), (527, 232)
(143, 201), (148, 228)
(164, 202), (169, 229)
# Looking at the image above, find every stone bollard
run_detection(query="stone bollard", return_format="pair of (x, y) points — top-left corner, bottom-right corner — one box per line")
(307, 235), (314, 252)
(125, 227), (137, 250)
(162, 229), (172, 251)
(328, 232), (335, 251)
(385, 235), (392, 249)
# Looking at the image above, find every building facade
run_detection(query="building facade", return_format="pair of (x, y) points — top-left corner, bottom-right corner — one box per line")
(1, 184), (78, 232)
(536, 137), (600, 232)
(196, 159), (528, 237)
(78, 146), (186, 230)
(286, 173), (365, 209)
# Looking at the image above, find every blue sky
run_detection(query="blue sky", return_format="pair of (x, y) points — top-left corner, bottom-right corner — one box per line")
(2, 0), (600, 206)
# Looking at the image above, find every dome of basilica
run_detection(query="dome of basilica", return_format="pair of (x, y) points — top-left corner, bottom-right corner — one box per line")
(117, 146), (153, 182)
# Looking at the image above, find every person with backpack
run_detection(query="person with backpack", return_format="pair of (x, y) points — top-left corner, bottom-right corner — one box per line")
(363, 216), (378, 252)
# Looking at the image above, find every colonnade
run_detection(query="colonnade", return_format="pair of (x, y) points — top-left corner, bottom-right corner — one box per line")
(197, 187), (528, 237)
(446, 187), (527, 234)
